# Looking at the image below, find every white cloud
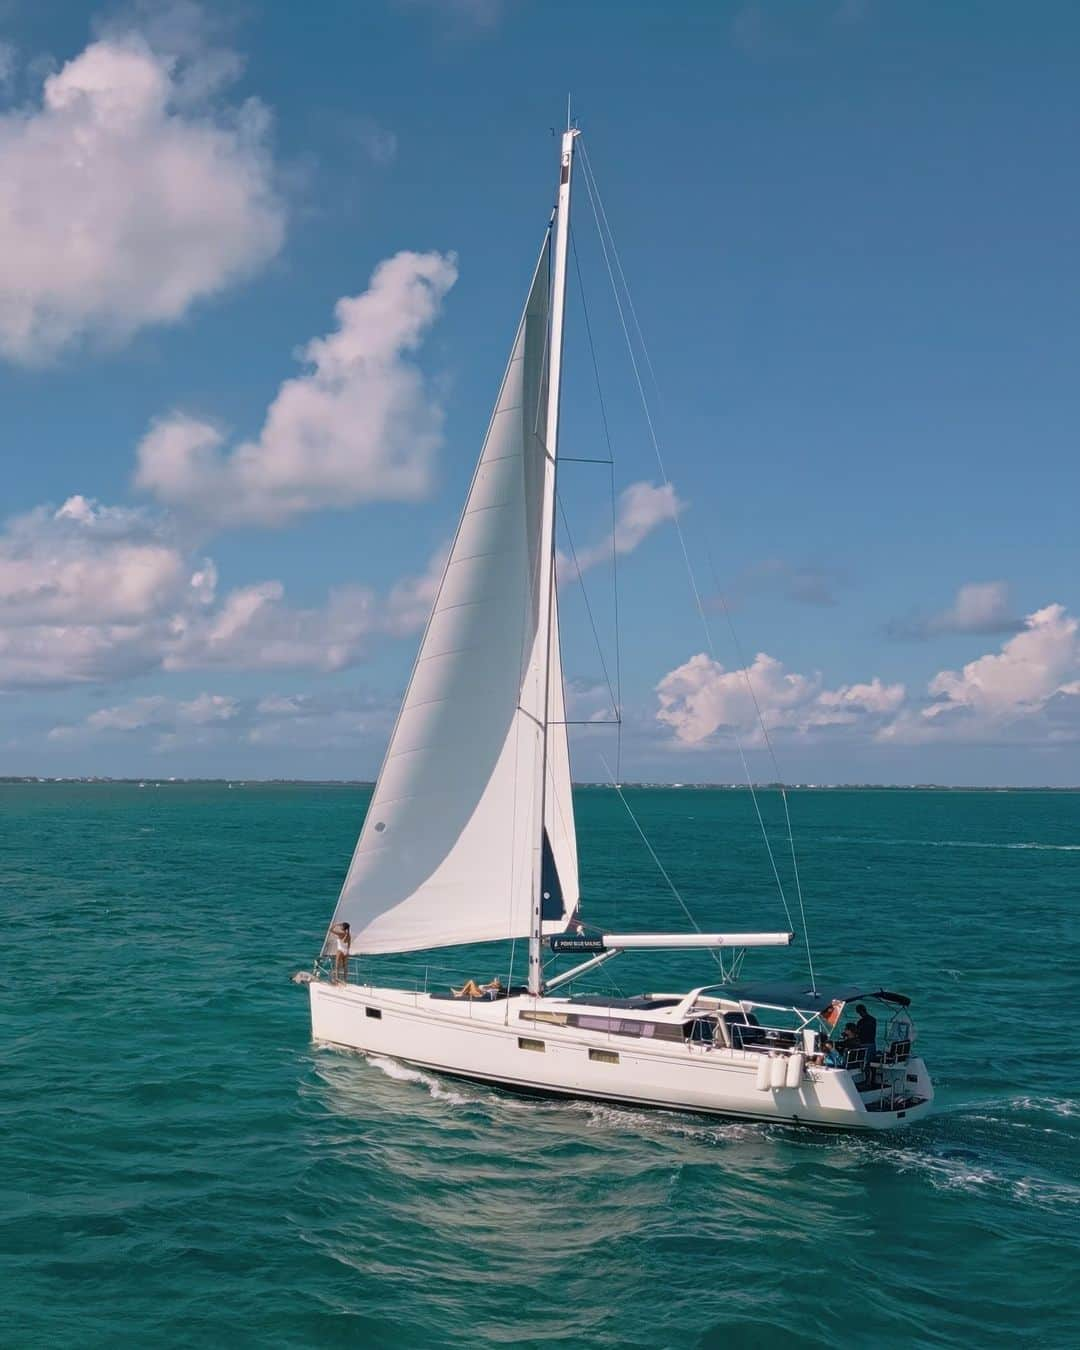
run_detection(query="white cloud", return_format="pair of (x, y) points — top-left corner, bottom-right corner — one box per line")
(166, 580), (382, 672)
(0, 495), (211, 686)
(888, 580), (1022, 639)
(0, 494), (443, 688)
(656, 650), (904, 747)
(935, 582), (1018, 635)
(245, 688), (395, 750)
(656, 607), (1080, 753)
(135, 250), (458, 525)
(56, 691), (239, 737)
(49, 690), (241, 748)
(48, 685), (393, 755)
(882, 604), (1080, 744)
(0, 29), (284, 363)
(563, 481), (683, 578)
(927, 604), (1076, 713)
(0, 496), (192, 627)
(383, 543), (449, 636)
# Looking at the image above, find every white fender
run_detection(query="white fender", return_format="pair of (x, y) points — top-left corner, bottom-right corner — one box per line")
(785, 1052), (804, 1088)
(755, 1055), (771, 1091)
(769, 1054), (787, 1089)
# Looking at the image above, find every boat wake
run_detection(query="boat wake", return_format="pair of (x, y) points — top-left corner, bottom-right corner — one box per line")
(825, 834), (1080, 852)
(364, 1054), (474, 1107)
(311, 1048), (1076, 1215)
(833, 1095), (1080, 1212)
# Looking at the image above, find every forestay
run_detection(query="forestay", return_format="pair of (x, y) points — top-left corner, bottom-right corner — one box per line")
(326, 233), (578, 955)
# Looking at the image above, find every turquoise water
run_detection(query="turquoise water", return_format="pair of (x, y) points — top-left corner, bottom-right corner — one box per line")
(3, 783), (1078, 1348)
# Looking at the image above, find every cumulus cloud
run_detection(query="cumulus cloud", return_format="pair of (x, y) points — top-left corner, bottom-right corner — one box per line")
(135, 250), (458, 525)
(0, 495), (213, 686)
(48, 686), (394, 754)
(0, 495), (444, 688)
(888, 581), (1022, 640)
(655, 603), (1080, 753)
(0, 27), (284, 363)
(656, 650), (904, 747)
(883, 604), (1080, 743)
(50, 691), (239, 741)
(383, 543), (450, 636)
(563, 481), (683, 578)
(246, 688), (395, 750)
(564, 675), (619, 725)
(166, 580), (382, 673)
(0, 495), (191, 627)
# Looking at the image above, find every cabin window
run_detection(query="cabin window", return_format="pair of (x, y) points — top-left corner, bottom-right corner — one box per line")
(589, 1049), (619, 1064)
(365, 1006), (382, 1020)
(518, 1037), (545, 1052)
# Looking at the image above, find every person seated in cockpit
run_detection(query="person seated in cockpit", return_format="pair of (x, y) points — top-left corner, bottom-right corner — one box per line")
(820, 1037), (843, 1067)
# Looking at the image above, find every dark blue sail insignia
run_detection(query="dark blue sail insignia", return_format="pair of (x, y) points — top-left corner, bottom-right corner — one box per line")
(540, 828), (564, 920)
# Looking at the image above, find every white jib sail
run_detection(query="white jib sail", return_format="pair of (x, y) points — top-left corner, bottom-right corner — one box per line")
(326, 233), (579, 955)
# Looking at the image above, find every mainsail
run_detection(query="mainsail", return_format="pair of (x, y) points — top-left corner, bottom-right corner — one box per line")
(327, 232), (578, 955)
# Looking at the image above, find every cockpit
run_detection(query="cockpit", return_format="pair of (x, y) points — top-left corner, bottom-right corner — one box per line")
(675, 981), (923, 1109)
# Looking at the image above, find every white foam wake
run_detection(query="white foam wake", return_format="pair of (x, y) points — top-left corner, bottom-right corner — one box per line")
(365, 1054), (472, 1106)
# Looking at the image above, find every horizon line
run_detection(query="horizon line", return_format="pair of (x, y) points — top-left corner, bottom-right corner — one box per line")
(3, 777), (1078, 792)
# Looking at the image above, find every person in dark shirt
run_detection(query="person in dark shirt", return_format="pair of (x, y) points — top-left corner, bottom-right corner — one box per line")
(855, 1003), (878, 1053)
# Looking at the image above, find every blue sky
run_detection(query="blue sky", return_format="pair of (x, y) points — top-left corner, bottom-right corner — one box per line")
(1, 0), (1078, 784)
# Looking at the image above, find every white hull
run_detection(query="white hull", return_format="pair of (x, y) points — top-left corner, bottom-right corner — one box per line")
(310, 981), (933, 1132)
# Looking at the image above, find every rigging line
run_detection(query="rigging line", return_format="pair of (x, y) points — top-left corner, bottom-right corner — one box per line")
(504, 936), (517, 1025)
(609, 458), (623, 784)
(557, 491), (621, 725)
(570, 225), (617, 463)
(572, 223), (624, 781)
(582, 142), (808, 963)
(514, 237), (554, 999)
(577, 141), (796, 943)
(598, 753), (726, 978)
(707, 555), (815, 989)
(578, 143), (662, 402)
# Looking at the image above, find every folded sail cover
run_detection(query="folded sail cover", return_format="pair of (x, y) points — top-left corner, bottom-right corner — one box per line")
(327, 235), (579, 954)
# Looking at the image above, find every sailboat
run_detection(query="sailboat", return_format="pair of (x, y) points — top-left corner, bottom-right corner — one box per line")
(307, 129), (933, 1131)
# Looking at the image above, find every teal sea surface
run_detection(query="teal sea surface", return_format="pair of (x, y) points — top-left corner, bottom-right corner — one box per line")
(2, 783), (1078, 1348)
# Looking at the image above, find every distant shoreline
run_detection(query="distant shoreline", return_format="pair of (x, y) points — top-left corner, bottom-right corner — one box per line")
(3, 777), (1078, 792)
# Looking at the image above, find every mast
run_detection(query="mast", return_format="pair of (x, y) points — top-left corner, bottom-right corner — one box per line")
(528, 126), (578, 997)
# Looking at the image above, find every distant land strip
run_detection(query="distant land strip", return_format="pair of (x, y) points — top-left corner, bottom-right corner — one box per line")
(2, 778), (1078, 791)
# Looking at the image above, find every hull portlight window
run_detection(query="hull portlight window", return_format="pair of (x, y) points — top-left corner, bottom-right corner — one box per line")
(518, 1037), (546, 1052)
(589, 1049), (619, 1064)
